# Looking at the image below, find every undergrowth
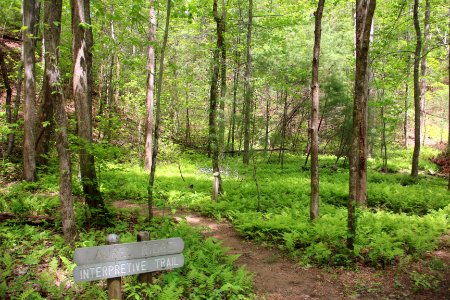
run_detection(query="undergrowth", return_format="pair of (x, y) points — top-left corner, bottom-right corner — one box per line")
(0, 214), (254, 299)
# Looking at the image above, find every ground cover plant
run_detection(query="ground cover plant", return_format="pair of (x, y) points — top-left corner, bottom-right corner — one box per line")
(92, 149), (449, 269)
(0, 174), (254, 299)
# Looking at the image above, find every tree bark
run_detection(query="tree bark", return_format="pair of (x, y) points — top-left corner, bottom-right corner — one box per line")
(310, 0), (325, 222)
(420, 0), (430, 147)
(7, 63), (22, 156)
(218, 0), (227, 157)
(448, 8), (449, 191)
(348, 0), (376, 251)
(144, 0), (157, 171)
(71, 0), (104, 209)
(148, 0), (171, 221)
(411, 0), (422, 178)
(44, 0), (77, 243)
(243, 0), (253, 165)
(22, 0), (40, 182)
(210, 0), (225, 201)
(0, 46), (12, 127)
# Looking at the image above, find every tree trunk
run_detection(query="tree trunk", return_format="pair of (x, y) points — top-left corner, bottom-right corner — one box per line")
(264, 95), (270, 153)
(148, 0), (171, 221)
(310, 0), (324, 222)
(7, 63), (23, 156)
(404, 82), (409, 148)
(411, 0), (422, 178)
(210, 0), (225, 201)
(448, 8), (449, 191)
(144, 0), (157, 171)
(71, 0), (104, 209)
(243, 0), (253, 165)
(185, 90), (191, 146)
(44, 0), (76, 243)
(0, 46), (12, 153)
(218, 0), (227, 158)
(229, 33), (241, 155)
(22, 0), (40, 182)
(348, 0), (376, 251)
(420, 0), (430, 147)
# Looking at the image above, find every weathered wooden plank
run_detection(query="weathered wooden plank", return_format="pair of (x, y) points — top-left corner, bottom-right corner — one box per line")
(73, 253), (184, 282)
(74, 237), (184, 265)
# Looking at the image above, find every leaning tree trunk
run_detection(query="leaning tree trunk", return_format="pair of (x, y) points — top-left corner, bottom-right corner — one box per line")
(44, 0), (76, 243)
(148, 0), (171, 222)
(310, 0), (325, 222)
(22, 0), (40, 182)
(144, 0), (157, 171)
(411, 0), (422, 178)
(243, 0), (253, 165)
(348, 0), (376, 252)
(71, 0), (104, 209)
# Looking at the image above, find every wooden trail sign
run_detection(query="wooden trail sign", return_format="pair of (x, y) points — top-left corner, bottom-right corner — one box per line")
(73, 253), (184, 282)
(73, 236), (184, 283)
(74, 237), (184, 265)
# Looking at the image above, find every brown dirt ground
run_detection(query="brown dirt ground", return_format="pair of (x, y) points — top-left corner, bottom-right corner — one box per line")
(116, 201), (450, 299)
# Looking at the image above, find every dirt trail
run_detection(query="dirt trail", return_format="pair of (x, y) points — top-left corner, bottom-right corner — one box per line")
(113, 201), (450, 300)
(114, 201), (345, 299)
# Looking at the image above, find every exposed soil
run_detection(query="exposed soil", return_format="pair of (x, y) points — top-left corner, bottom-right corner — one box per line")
(117, 201), (450, 299)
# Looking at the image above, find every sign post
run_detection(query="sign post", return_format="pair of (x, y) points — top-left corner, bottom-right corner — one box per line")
(106, 234), (121, 300)
(73, 233), (184, 299)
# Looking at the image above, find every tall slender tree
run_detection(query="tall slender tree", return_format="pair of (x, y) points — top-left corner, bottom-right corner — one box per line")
(348, 0), (376, 251)
(420, 0), (430, 146)
(22, 0), (40, 182)
(310, 0), (325, 222)
(144, 0), (157, 171)
(148, 0), (171, 221)
(243, 0), (253, 165)
(0, 46), (12, 150)
(44, 0), (76, 243)
(210, 0), (226, 200)
(447, 8), (450, 191)
(71, 0), (104, 210)
(411, 0), (422, 178)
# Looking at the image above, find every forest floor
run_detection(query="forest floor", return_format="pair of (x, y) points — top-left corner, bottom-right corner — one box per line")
(113, 200), (450, 300)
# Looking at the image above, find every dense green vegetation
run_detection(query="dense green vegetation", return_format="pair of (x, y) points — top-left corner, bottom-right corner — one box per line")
(0, 146), (450, 274)
(1, 0), (449, 297)
(0, 195), (253, 299)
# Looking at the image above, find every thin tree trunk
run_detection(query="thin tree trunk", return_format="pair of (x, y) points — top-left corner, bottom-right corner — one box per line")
(210, 0), (224, 201)
(310, 0), (324, 222)
(44, 0), (76, 243)
(7, 63), (22, 156)
(279, 89), (288, 168)
(420, 0), (430, 147)
(229, 35), (240, 155)
(404, 82), (409, 148)
(243, 0), (253, 165)
(0, 46), (12, 154)
(22, 0), (40, 182)
(447, 8), (449, 191)
(411, 0), (422, 178)
(71, 0), (104, 209)
(185, 90), (191, 146)
(218, 0), (227, 157)
(264, 95), (270, 153)
(148, 0), (171, 221)
(144, 0), (157, 171)
(348, 0), (376, 251)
